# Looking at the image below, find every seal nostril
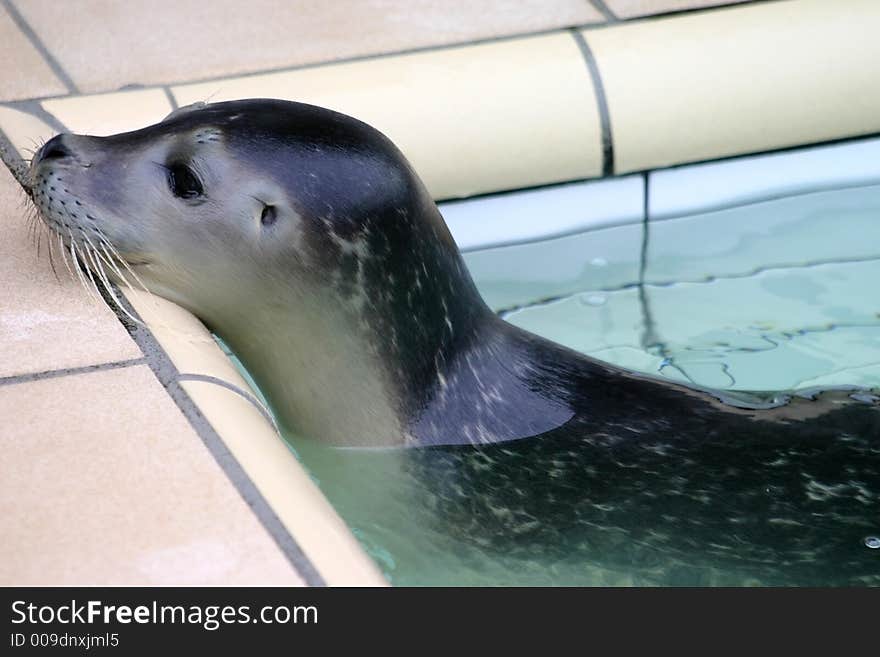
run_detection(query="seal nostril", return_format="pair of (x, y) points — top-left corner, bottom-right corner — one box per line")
(38, 135), (73, 163)
(261, 204), (277, 226)
(42, 145), (71, 160)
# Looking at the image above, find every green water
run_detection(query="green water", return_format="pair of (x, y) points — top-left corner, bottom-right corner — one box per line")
(235, 183), (880, 585)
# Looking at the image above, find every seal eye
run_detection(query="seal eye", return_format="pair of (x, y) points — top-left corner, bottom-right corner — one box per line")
(261, 204), (277, 226)
(167, 163), (203, 199)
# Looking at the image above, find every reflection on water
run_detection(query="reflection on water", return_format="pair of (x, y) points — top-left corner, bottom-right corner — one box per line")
(258, 182), (880, 585)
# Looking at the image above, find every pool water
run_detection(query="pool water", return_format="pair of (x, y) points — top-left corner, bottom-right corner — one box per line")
(479, 184), (880, 393)
(235, 180), (880, 586)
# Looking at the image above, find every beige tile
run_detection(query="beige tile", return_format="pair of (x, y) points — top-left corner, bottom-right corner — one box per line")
(13, 0), (602, 95)
(0, 365), (304, 585)
(42, 88), (172, 135)
(585, 0), (880, 173)
(605, 0), (751, 19)
(0, 4), (67, 101)
(180, 379), (387, 586)
(175, 32), (602, 199)
(0, 163), (143, 378)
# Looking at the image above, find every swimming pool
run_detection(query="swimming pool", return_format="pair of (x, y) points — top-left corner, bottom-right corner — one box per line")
(231, 138), (880, 586)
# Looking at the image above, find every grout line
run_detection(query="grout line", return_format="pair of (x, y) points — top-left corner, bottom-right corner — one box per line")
(638, 171), (651, 280)
(0, 358), (148, 387)
(641, 171), (651, 258)
(624, 0), (776, 22)
(176, 373), (279, 433)
(587, 0), (619, 22)
(570, 30), (615, 177)
(1, 0), (79, 94)
(0, 99), (68, 134)
(637, 172), (662, 352)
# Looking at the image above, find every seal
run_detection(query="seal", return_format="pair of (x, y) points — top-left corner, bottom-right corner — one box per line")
(27, 99), (880, 584)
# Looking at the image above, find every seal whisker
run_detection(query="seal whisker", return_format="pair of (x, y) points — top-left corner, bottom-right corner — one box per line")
(94, 229), (152, 295)
(42, 222), (61, 283)
(85, 242), (144, 326)
(24, 201), (39, 224)
(35, 222), (43, 259)
(18, 192), (33, 213)
(57, 231), (75, 280)
(24, 138), (44, 164)
(78, 241), (104, 301)
(80, 232), (146, 326)
(83, 243), (116, 305)
(95, 239), (136, 290)
(43, 198), (81, 284)
(68, 235), (97, 301)
(25, 214), (39, 259)
(26, 212), (38, 247)
(33, 219), (43, 251)
(31, 217), (44, 256)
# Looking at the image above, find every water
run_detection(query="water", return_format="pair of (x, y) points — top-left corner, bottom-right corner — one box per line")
(245, 182), (880, 586)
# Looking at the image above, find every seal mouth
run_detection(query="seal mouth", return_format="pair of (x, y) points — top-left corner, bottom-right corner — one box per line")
(122, 256), (152, 267)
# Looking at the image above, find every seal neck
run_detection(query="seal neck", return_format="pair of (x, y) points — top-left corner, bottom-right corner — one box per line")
(404, 315), (577, 447)
(352, 201), (578, 446)
(216, 198), (579, 447)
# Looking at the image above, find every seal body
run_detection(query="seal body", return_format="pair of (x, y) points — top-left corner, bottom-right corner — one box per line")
(29, 99), (880, 584)
(406, 328), (880, 584)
